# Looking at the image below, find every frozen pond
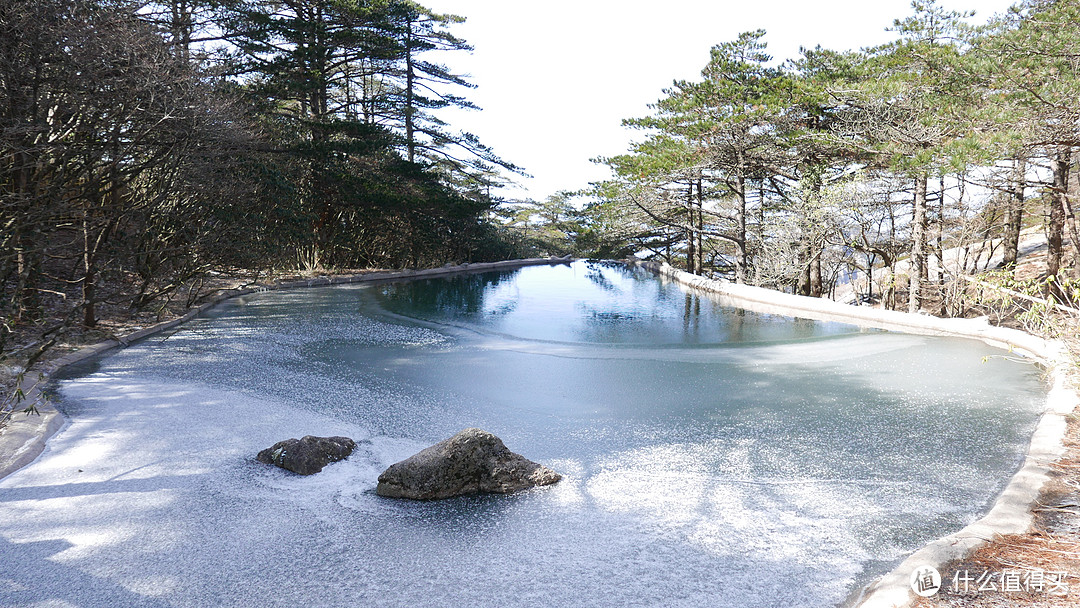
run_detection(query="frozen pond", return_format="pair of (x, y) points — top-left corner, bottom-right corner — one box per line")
(0, 261), (1047, 607)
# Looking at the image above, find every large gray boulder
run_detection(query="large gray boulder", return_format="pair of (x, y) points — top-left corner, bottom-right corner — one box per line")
(376, 428), (561, 500)
(257, 435), (356, 475)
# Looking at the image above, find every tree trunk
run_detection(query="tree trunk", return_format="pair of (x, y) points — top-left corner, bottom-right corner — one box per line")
(405, 18), (416, 164)
(935, 178), (947, 314)
(1065, 159), (1080, 275)
(10, 150), (40, 322)
(169, 0), (193, 63)
(82, 208), (97, 328)
(796, 242), (811, 296)
(936, 177), (946, 285)
(14, 244), (39, 323)
(685, 182), (695, 273)
(810, 249), (822, 297)
(1002, 157), (1026, 269)
(695, 177), (704, 274)
(884, 265), (896, 311)
(866, 254), (875, 301)
(800, 170), (824, 298)
(735, 174), (747, 284)
(1048, 148), (1068, 301)
(908, 173), (928, 313)
(305, 6), (334, 264)
(1065, 189), (1080, 276)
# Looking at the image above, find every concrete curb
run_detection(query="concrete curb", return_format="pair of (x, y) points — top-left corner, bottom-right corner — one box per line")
(628, 259), (1078, 608)
(0, 256), (572, 481)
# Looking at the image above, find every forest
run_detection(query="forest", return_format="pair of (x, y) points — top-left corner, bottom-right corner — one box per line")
(4, 0), (1080, 382)
(1, 0), (526, 368)
(514, 0), (1080, 320)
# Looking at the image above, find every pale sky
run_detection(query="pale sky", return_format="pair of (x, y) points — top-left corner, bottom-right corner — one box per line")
(421, 0), (1017, 203)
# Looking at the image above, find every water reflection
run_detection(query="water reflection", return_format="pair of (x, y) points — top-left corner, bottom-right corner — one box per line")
(377, 269), (519, 317)
(375, 260), (861, 345)
(584, 265), (620, 293)
(684, 292), (700, 340)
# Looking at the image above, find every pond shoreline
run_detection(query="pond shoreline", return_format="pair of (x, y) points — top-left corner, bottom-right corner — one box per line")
(0, 254), (1070, 608)
(628, 258), (1078, 608)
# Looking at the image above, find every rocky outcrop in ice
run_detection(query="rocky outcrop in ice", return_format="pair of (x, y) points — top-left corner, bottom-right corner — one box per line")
(257, 435), (356, 475)
(376, 428), (561, 500)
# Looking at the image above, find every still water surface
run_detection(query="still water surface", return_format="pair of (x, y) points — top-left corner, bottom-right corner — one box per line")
(0, 261), (1046, 607)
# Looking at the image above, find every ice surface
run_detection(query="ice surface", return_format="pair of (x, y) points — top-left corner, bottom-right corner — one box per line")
(0, 262), (1046, 607)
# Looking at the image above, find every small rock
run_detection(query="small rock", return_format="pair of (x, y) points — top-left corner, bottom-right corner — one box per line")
(257, 435), (356, 475)
(376, 428), (561, 500)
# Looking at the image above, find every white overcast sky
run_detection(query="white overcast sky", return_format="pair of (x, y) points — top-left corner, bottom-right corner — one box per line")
(420, 0), (1017, 203)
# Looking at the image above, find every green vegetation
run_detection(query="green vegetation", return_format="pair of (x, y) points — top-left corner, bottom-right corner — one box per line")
(576, 0), (1080, 316)
(1, 0), (525, 370)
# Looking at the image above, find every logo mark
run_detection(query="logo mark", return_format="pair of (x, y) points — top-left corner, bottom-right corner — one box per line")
(910, 565), (942, 597)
